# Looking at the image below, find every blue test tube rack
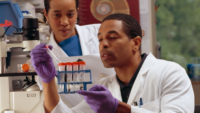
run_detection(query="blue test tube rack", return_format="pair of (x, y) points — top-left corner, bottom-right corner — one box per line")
(57, 70), (92, 94)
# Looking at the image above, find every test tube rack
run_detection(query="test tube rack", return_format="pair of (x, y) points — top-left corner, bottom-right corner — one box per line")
(57, 69), (92, 94)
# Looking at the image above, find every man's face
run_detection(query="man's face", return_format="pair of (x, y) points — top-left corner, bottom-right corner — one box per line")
(98, 20), (134, 68)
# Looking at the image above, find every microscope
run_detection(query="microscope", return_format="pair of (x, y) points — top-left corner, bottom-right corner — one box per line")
(0, 18), (43, 113)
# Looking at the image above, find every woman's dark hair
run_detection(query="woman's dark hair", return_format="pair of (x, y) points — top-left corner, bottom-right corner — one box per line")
(44, 0), (79, 13)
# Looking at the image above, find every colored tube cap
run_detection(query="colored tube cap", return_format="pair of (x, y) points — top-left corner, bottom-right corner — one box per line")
(79, 61), (86, 65)
(73, 62), (79, 65)
(58, 63), (66, 66)
(22, 63), (29, 72)
(66, 62), (73, 66)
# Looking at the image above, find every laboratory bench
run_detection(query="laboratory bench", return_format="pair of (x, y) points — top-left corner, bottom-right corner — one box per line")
(0, 72), (37, 77)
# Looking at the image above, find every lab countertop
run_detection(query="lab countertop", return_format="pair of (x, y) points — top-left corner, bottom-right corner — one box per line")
(0, 72), (37, 77)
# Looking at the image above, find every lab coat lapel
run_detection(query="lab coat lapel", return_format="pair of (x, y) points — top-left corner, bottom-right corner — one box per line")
(76, 25), (94, 55)
(127, 71), (143, 105)
(108, 76), (122, 101)
(127, 53), (157, 105)
(48, 25), (95, 57)
(47, 32), (68, 57)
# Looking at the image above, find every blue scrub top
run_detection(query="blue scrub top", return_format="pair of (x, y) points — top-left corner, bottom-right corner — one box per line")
(58, 35), (83, 56)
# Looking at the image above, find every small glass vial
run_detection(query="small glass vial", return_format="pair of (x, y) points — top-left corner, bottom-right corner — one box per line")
(17, 64), (22, 73)
(58, 63), (66, 83)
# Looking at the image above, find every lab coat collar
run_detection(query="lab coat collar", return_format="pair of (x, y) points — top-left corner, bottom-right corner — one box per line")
(75, 24), (94, 55)
(137, 53), (157, 76)
(48, 32), (67, 57)
(107, 53), (157, 104)
(75, 24), (92, 42)
(108, 76), (122, 101)
(48, 25), (95, 57)
(127, 52), (158, 105)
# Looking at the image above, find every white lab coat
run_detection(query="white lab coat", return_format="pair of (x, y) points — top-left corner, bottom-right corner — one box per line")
(37, 24), (101, 107)
(51, 53), (194, 113)
(47, 24), (100, 58)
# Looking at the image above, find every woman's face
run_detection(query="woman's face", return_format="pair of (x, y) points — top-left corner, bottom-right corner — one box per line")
(44, 0), (78, 43)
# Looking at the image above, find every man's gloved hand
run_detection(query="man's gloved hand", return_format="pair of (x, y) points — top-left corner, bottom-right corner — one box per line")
(77, 85), (119, 113)
(31, 44), (56, 83)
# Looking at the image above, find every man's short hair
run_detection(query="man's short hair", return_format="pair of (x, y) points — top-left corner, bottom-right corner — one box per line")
(102, 13), (142, 39)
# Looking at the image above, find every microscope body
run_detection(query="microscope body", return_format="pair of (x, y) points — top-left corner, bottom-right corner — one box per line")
(0, 18), (43, 113)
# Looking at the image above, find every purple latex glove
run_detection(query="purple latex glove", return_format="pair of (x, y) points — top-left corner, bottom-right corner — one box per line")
(77, 85), (119, 113)
(31, 44), (56, 83)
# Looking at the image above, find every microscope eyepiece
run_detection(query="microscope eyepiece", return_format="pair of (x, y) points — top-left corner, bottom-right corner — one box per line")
(22, 18), (39, 41)
(23, 18), (38, 29)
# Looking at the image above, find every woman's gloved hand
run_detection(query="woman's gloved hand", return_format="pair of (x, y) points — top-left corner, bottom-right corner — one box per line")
(31, 44), (56, 83)
(77, 85), (119, 113)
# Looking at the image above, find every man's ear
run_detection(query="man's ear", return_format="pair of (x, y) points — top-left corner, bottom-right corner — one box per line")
(130, 36), (142, 52)
(44, 9), (49, 22)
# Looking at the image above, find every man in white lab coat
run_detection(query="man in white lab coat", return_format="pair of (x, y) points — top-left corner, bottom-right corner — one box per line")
(31, 13), (194, 113)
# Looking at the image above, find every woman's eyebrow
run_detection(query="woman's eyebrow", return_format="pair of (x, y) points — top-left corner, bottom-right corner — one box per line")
(68, 10), (75, 13)
(53, 10), (61, 12)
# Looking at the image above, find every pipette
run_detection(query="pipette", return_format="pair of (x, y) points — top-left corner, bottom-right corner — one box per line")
(46, 46), (61, 63)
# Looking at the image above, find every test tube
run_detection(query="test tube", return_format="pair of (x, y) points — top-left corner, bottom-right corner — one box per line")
(66, 62), (72, 92)
(67, 84), (73, 92)
(79, 61), (86, 90)
(66, 62), (73, 83)
(73, 62), (79, 82)
(46, 46), (61, 63)
(58, 63), (66, 83)
(58, 84), (64, 93)
(79, 61), (86, 82)
(73, 62), (79, 91)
